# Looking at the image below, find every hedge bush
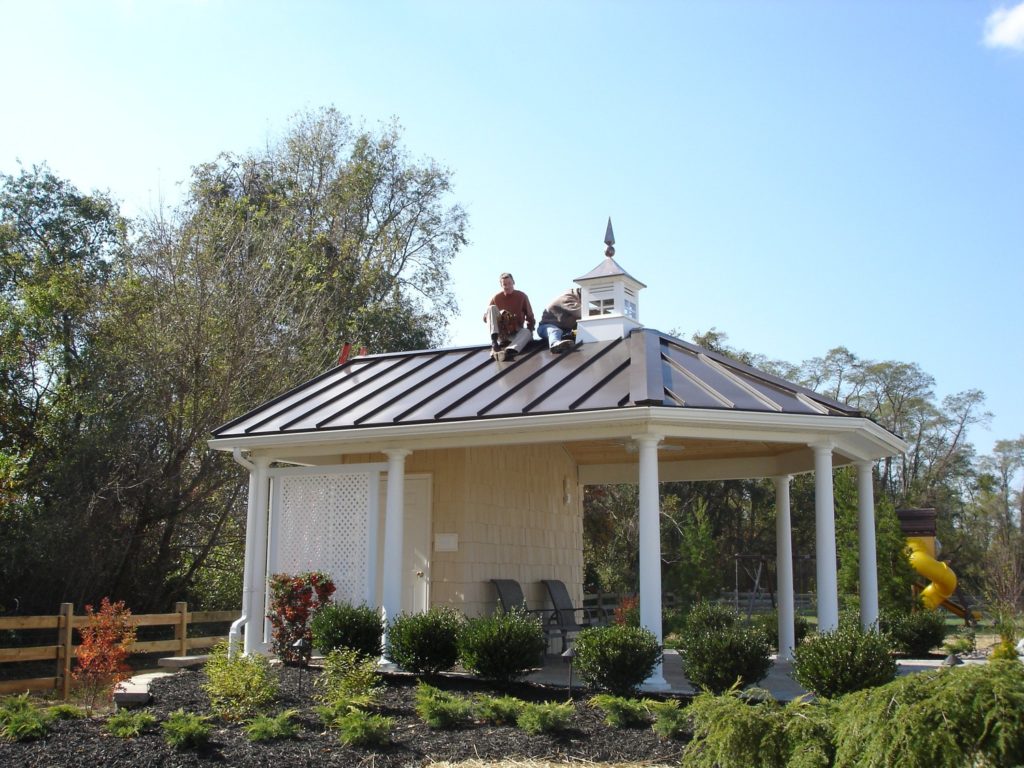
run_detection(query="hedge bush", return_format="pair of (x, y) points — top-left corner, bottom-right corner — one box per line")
(879, 609), (947, 657)
(683, 600), (737, 634)
(310, 601), (383, 659)
(676, 602), (771, 694)
(572, 624), (661, 696)
(680, 623), (773, 694)
(751, 610), (811, 652)
(387, 606), (464, 674)
(458, 609), (546, 685)
(792, 624), (896, 699)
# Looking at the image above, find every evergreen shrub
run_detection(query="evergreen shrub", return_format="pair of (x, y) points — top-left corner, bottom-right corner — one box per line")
(458, 609), (546, 685)
(314, 646), (382, 712)
(413, 682), (472, 729)
(573, 624), (661, 695)
(647, 698), (688, 740)
(831, 659), (1024, 767)
(244, 710), (298, 741)
(387, 606), (463, 674)
(45, 703), (86, 720)
(310, 601), (383, 659)
(792, 624), (896, 698)
(0, 694), (49, 742)
(162, 710), (211, 750)
(472, 694), (525, 725)
(680, 623), (773, 694)
(516, 701), (574, 734)
(336, 709), (394, 747)
(202, 641), (279, 721)
(105, 709), (157, 738)
(880, 608), (947, 657)
(589, 693), (651, 728)
(683, 600), (737, 634)
(751, 610), (810, 651)
(681, 686), (834, 768)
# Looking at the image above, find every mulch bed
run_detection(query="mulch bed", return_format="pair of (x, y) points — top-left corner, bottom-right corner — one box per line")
(0, 666), (691, 767)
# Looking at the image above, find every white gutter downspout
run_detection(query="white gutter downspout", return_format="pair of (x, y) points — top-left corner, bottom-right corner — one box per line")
(229, 447), (257, 657)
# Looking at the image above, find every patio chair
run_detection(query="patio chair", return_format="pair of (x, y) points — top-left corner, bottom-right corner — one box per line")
(491, 578), (531, 614)
(541, 579), (604, 653)
(490, 579), (563, 651)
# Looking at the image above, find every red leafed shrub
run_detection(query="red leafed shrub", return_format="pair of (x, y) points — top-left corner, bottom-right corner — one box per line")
(267, 571), (336, 664)
(614, 594), (640, 627)
(72, 597), (137, 709)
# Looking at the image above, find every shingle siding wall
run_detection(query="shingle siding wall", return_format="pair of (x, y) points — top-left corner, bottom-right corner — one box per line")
(408, 446), (583, 618)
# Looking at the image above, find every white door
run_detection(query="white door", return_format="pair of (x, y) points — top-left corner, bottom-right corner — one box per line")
(377, 475), (432, 614)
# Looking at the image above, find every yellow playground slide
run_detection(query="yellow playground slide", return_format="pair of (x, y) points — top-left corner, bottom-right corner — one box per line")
(906, 536), (957, 610)
(906, 536), (980, 621)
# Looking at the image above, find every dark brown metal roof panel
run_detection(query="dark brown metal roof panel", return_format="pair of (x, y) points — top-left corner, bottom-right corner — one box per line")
(211, 329), (862, 439)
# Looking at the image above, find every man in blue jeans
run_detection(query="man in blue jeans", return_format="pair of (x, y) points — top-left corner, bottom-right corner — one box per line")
(536, 287), (581, 353)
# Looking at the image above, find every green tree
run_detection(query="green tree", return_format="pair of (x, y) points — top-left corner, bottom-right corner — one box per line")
(665, 497), (722, 608)
(0, 108), (467, 612)
(0, 165), (128, 611)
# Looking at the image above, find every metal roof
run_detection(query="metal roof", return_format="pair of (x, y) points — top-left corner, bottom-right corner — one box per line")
(212, 328), (859, 439)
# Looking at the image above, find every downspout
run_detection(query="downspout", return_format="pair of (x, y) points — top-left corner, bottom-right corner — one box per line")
(229, 447), (256, 656)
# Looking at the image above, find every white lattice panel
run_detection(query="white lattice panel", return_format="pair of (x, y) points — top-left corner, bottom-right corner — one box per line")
(275, 472), (371, 605)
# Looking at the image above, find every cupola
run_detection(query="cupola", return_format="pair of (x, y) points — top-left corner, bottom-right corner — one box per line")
(574, 218), (646, 343)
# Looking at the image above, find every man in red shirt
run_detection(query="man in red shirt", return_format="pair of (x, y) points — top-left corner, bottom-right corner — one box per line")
(484, 272), (535, 362)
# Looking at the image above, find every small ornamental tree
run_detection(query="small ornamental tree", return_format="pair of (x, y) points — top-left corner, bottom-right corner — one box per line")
(267, 571), (336, 664)
(72, 597), (137, 710)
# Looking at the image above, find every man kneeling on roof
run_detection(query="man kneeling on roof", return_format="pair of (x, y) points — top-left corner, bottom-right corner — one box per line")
(537, 287), (581, 353)
(484, 272), (534, 362)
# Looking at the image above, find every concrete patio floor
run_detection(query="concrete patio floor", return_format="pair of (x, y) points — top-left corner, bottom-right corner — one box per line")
(525, 649), (968, 701)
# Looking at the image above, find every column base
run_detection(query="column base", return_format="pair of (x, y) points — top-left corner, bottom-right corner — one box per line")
(640, 663), (670, 692)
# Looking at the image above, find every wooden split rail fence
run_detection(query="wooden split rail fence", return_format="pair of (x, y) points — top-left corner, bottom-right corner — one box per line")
(0, 602), (239, 699)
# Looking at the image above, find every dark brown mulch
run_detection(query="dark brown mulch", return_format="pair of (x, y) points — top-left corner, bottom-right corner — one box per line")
(0, 666), (690, 767)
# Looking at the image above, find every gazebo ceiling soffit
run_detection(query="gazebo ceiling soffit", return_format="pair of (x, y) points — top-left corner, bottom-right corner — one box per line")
(209, 328), (906, 476)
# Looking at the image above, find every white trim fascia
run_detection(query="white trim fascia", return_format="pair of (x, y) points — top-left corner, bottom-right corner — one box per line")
(211, 406), (907, 462)
(267, 462), (389, 478)
(578, 446), (857, 484)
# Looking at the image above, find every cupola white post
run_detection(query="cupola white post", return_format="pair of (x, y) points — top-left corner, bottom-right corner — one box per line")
(575, 219), (647, 343)
(812, 442), (840, 632)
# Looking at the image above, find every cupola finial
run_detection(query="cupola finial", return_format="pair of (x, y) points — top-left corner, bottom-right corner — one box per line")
(604, 217), (615, 258)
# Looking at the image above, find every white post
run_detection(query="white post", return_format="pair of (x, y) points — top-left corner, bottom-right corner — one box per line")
(634, 434), (668, 690)
(249, 455), (272, 654)
(812, 443), (840, 632)
(773, 475), (796, 661)
(856, 460), (880, 631)
(229, 453), (257, 656)
(381, 449), (411, 660)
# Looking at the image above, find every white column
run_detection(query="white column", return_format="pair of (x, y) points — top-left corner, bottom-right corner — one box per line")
(812, 443), (840, 632)
(229, 454), (257, 656)
(248, 456), (272, 654)
(773, 475), (796, 661)
(634, 434), (668, 690)
(856, 460), (880, 631)
(381, 449), (411, 658)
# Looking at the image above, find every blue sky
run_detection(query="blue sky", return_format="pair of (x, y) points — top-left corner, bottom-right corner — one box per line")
(2, 1), (1022, 459)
